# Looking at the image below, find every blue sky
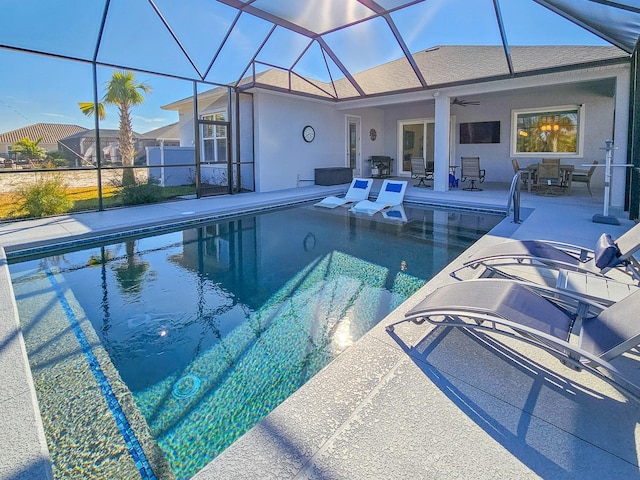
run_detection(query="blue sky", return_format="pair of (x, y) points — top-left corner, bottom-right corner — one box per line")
(0, 0), (611, 136)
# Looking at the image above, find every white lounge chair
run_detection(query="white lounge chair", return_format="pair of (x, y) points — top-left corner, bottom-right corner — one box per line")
(314, 177), (373, 208)
(350, 179), (407, 215)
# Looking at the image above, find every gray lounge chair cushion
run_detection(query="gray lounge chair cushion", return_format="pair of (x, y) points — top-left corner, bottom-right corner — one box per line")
(407, 281), (574, 341)
(580, 289), (640, 360)
(594, 233), (622, 270)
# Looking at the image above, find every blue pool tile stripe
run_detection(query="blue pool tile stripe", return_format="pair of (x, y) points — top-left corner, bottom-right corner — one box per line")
(45, 268), (156, 480)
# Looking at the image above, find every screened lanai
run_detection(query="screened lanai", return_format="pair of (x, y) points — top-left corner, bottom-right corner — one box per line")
(3, 0), (640, 95)
(1, 0), (640, 215)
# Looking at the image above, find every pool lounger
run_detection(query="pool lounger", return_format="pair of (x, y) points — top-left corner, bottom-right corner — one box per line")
(450, 224), (640, 285)
(350, 179), (407, 215)
(315, 177), (373, 209)
(387, 278), (640, 402)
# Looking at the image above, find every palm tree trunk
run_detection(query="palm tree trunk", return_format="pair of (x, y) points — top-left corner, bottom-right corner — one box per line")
(119, 103), (136, 186)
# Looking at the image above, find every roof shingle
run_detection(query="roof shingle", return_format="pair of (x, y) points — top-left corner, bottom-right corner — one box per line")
(0, 123), (88, 144)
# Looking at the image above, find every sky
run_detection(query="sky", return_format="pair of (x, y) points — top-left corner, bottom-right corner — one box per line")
(0, 0), (613, 136)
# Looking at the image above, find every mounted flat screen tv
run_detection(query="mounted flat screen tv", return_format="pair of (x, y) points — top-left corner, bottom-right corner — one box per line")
(459, 121), (500, 144)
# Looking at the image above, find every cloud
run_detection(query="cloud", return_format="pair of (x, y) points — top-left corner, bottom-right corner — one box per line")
(42, 112), (72, 119)
(5, 95), (30, 104)
(132, 115), (168, 123)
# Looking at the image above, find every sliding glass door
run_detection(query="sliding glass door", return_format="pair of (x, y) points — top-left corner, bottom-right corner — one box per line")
(398, 120), (434, 176)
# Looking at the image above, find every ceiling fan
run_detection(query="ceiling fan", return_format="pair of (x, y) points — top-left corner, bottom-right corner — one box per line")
(451, 97), (480, 107)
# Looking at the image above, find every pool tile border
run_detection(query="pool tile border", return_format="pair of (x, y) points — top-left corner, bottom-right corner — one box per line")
(45, 268), (156, 480)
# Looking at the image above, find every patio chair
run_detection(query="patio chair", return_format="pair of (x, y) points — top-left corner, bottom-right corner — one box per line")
(461, 157), (485, 191)
(350, 179), (407, 215)
(572, 160), (599, 196)
(450, 222), (640, 285)
(410, 157), (432, 187)
(534, 159), (565, 196)
(511, 158), (532, 191)
(386, 278), (640, 401)
(314, 177), (373, 208)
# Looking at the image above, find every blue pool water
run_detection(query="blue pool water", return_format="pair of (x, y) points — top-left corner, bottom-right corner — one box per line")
(9, 202), (503, 479)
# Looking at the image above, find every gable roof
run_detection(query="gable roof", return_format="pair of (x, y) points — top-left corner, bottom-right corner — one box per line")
(59, 129), (147, 141)
(0, 123), (88, 145)
(165, 45), (629, 107)
(143, 122), (180, 141)
(341, 45), (628, 96)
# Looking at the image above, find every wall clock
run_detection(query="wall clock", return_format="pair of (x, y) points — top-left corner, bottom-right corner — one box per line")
(302, 125), (315, 143)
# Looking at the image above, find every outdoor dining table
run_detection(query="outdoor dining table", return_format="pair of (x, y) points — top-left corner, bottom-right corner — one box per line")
(527, 163), (574, 191)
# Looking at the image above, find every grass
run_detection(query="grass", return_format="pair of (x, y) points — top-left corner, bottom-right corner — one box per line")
(0, 185), (195, 221)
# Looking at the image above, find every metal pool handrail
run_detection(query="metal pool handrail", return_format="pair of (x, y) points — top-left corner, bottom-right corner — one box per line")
(507, 171), (522, 224)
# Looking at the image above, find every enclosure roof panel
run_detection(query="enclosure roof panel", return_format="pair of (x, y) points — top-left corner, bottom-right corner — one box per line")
(0, 1), (637, 99)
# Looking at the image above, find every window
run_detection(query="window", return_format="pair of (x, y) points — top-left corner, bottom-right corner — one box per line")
(201, 112), (227, 163)
(511, 105), (584, 156)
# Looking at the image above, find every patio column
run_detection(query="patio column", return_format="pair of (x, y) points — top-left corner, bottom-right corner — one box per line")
(611, 71), (630, 210)
(433, 94), (450, 192)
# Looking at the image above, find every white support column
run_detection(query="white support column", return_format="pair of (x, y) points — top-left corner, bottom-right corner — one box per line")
(611, 72), (630, 209)
(434, 94), (451, 192)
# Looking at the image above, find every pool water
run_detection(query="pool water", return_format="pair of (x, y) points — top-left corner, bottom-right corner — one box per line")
(9, 203), (503, 479)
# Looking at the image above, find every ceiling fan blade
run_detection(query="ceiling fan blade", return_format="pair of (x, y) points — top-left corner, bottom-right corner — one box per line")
(451, 98), (480, 106)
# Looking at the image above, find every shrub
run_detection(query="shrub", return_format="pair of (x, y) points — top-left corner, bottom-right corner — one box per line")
(47, 150), (67, 160)
(53, 159), (69, 168)
(118, 178), (164, 205)
(15, 175), (73, 217)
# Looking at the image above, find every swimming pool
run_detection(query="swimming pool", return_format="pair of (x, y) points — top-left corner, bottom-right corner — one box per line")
(9, 202), (503, 479)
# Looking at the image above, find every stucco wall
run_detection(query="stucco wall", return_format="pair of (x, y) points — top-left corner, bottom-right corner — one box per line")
(253, 94), (389, 191)
(379, 81), (617, 189)
(253, 92), (345, 191)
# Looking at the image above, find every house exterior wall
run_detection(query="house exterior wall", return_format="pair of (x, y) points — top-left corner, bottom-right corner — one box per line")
(251, 93), (388, 191)
(253, 92), (345, 192)
(379, 83), (616, 189)
(0, 141), (60, 157)
(170, 63), (630, 205)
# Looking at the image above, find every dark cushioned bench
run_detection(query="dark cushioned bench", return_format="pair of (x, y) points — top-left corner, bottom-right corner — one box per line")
(314, 167), (353, 186)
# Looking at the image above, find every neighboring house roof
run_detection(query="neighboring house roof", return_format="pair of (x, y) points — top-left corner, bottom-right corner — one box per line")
(143, 122), (180, 141)
(59, 129), (147, 141)
(0, 123), (88, 145)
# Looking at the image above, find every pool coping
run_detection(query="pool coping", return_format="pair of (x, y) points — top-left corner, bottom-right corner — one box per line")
(0, 246), (54, 480)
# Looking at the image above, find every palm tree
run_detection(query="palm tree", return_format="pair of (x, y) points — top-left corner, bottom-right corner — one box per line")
(79, 70), (151, 185)
(11, 136), (47, 165)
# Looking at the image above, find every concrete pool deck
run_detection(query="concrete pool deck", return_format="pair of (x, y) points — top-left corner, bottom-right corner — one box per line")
(1, 180), (639, 479)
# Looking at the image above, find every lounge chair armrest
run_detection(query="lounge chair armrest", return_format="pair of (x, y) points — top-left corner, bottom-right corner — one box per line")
(624, 255), (640, 285)
(538, 240), (594, 261)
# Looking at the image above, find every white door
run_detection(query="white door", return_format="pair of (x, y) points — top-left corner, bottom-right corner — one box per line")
(346, 116), (361, 176)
